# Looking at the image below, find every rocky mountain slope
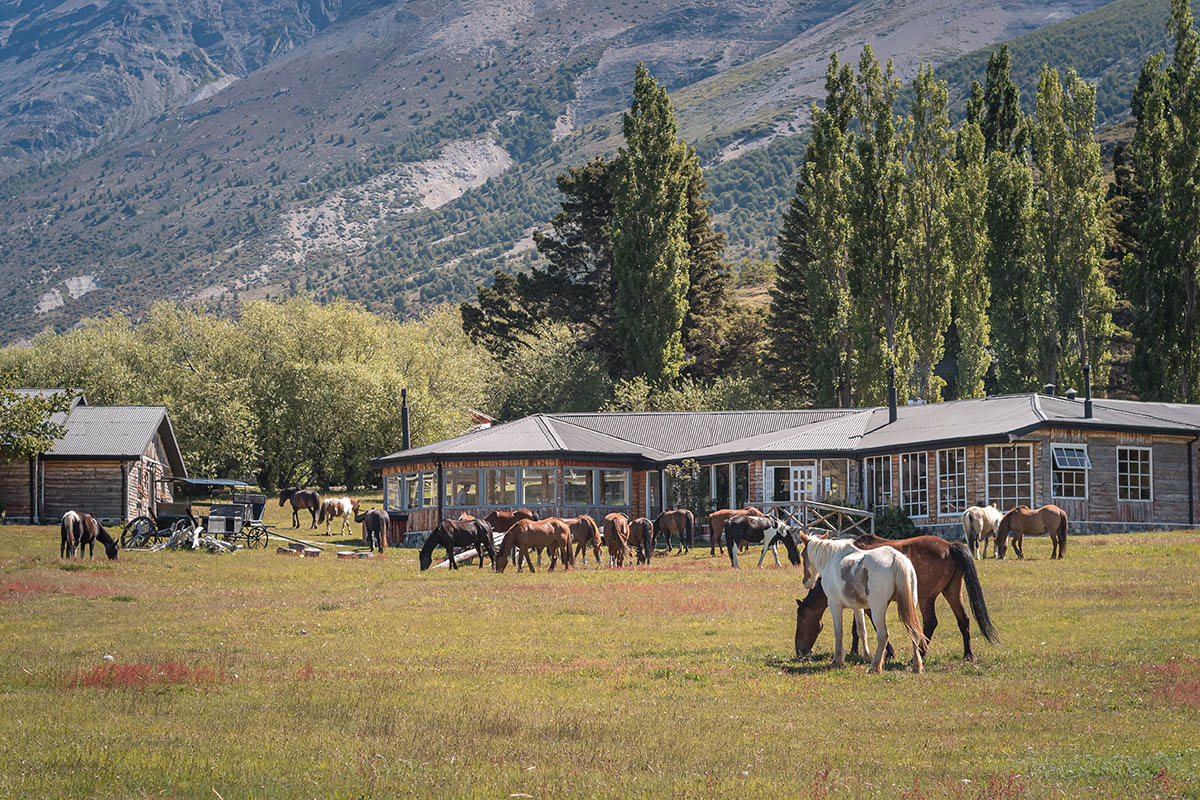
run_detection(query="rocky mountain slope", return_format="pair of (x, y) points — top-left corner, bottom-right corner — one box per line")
(0, 0), (1119, 340)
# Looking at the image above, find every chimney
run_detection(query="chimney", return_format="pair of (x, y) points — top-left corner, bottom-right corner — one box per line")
(888, 367), (898, 424)
(1083, 365), (1093, 419)
(401, 388), (411, 451)
(1043, 383), (1056, 396)
(1065, 388), (1078, 401)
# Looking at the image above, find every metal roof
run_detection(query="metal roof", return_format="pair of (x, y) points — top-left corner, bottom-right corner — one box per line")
(43, 404), (187, 476)
(10, 388), (85, 425)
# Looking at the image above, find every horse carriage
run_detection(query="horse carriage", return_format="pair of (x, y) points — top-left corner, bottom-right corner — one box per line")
(120, 477), (272, 549)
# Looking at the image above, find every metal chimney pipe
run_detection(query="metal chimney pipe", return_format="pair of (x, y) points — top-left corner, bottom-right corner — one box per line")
(1044, 383), (1056, 396)
(401, 388), (411, 450)
(1083, 365), (1093, 419)
(888, 367), (898, 424)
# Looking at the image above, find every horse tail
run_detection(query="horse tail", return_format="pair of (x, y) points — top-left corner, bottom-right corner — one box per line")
(949, 542), (999, 644)
(687, 510), (695, 548)
(895, 560), (928, 651)
(1057, 511), (1068, 558)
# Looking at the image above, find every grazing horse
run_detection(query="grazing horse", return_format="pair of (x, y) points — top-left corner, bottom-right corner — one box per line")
(961, 504), (1005, 559)
(796, 532), (927, 674)
(419, 517), (496, 570)
(627, 517), (654, 564)
(795, 534), (998, 662)
(485, 508), (544, 564)
(494, 519), (572, 573)
(60, 511), (118, 560)
(561, 515), (602, 565)
(724, 514), (800, 568)
(603, 513), (632, 567)
(279, 487), (321, 529)
(708, 507), (765, 555)
(997, 504), (1069, 560)
(354, 508), (389, 553)
(654, 509), (694, 554)
(318, 497), (360, 536)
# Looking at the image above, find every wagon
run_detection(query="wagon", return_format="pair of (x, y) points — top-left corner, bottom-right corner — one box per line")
(120, 478), (272, 549)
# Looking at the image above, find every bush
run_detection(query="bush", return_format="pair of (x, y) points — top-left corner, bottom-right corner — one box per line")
(873, 505), (920, 540)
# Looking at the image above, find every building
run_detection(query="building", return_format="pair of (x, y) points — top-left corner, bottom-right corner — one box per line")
(0, 390), (187, 524)
(371, 390), (1200, 541)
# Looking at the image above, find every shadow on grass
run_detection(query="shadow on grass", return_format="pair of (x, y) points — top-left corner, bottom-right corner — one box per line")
(765, 652), (921, 675)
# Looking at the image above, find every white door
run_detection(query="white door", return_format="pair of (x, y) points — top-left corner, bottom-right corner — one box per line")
(785, 466), (816, 523)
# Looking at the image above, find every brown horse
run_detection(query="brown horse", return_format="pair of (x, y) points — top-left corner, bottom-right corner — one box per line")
(708, 507), (764, 555)
(795, 534), (998, 662)
(603, 513), (632, 567)
(60, 510), (118, 560)
(279, 487), (320, 529)
(419, 516), (496, 570)
(495, 518), (572, 573)
(627, 517), (654, 564)
(318, 497), (360, 536)
(484, 508), (542, 563)
(561, 515), (602, 565)
(654, 509), (694, 554)
(996, 504), (1068, 560)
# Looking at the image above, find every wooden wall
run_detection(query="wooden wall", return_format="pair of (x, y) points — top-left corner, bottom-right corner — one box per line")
(41, 460), (125, 521)
(0, 460), (32, 518)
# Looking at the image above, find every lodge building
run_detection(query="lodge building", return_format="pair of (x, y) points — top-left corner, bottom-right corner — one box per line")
(371, 389), (1200, 541)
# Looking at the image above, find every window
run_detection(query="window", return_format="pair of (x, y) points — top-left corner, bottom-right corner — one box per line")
(734, 462), (749, 508)
(484, 468), (516, 505)
(385, 475), (401, 510)
(986, 444), (1033, 510)
(422, 473), (436, 507)
(864, 456), (892, 509)
(900, 452), (929, 518)
(521, 467), (556, 505)
(600, 469), (629, 506)
(1051, 444), (1091, 499)
(937, 448), (968, 516)
(404, 472), (424, 509)
(564, 468), (594, 505)
(647, 471), (662, 518)
(444, 469), (478, 507)
(1117, 447), (1152, 501)
(714, 463), (731, 508)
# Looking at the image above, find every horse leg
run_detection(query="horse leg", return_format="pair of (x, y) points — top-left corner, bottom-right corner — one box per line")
(1014, 533), (1024, 560)
(943, 576), (973, 662)
(445, 542), (457, 570)
(853, 609), (872, 664)
(919, 596), (937, 658)
(524, 546), (536, 573)
(292, 507), (299, 528)
(829, 603), (846, 668)
(868, 601), (889, 675)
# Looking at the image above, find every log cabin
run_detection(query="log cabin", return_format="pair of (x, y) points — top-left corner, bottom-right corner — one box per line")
(0, 390), (186, 524)
(372, 380), (1200, 543)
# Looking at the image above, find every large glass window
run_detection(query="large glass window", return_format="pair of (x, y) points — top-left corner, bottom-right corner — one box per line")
(601, 470), (629, 506)
(900, 452), (929, 518)
(564, 468), (594, 505)
(937, 448), (967, 516)
(1051, 444), (1091, 500)
(521, 467), (556, 506)
(405, 472), (423, 509)
(445, 469), (478, 507)
(986, 444), (1033, 510)
(423, 473), (436, 506)
(1117, 447), (1152, 501)
(647, 471), (662, 518)
(484, 468), (516, 505)
(734, 462), (749, 508)
(864, 456), (892, 509)
(385, 475), (401, 510)
(714, 463), (732, 508)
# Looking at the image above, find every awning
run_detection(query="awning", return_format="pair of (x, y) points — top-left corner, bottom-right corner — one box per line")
(157, 477), (250, 488)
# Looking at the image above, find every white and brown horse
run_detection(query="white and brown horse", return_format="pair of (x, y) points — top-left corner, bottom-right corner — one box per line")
(61, 511), (118, 560)
(961, 504), (1005, 559)
(318, 497), (360, 536)
(996, 504), (1069, 560)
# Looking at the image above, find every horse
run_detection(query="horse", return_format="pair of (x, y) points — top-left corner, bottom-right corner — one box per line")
(419, 517), (496, 570)
(603, 513), (632, 567)
(795, 534), (998, 662)
(796, 531), (927, 674)
(494, 518), (572, 573)
(724, 514), (800, 568)
(354, 508), (388, 553)
(279, 487), (321, 529)
(485, 508), (544, 564)
(318, 497), (359, 536)
(60, 511), (118, 560)
(708, 507), (765, 555)
(996, 504), (1069, 560)
(627, 517), (654, 564)
(961, 504), (1005, 559)
(561, 515), (602, 565)
(654, 509), (694, 554)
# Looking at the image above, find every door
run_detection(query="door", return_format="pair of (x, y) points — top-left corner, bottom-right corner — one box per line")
(787, 466), (816, 524)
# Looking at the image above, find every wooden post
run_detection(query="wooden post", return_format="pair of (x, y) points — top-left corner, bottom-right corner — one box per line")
(120, 461), (128, 523)
(28, 456), (36, 524)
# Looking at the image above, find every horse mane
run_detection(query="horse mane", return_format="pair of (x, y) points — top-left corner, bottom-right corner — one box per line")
(419, 530), (440, 559)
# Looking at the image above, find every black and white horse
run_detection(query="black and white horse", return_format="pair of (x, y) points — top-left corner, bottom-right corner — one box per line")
(724, 514), (800, 568)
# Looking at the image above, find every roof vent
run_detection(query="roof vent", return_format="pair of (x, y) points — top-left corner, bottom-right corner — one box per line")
(1043, 383), (1056, 396)
(1065, 388), (1078, 400)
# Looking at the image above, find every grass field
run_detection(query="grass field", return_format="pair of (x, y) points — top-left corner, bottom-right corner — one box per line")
(1, 510), (1198, 799)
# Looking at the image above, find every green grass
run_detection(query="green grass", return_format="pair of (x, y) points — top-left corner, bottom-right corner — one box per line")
(1, 525), (1197, 798)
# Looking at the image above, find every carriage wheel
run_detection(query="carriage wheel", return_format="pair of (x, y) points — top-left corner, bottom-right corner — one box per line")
(120, 516), (156, 548)
(257, 526), (272, 549)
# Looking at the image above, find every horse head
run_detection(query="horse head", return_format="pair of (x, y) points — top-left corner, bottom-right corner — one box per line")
(794, 580), (828, 658)
(794, 531), (819, 589)
(278, 487), (295, 506)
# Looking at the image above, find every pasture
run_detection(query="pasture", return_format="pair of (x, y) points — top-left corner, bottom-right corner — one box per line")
(1, 515), (1197, 799)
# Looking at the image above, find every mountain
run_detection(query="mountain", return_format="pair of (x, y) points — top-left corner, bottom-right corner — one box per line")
(0, 0), (1121, 341)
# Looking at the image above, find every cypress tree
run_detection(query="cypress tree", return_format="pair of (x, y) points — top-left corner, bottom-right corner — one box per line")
(611, 63), (692, 386)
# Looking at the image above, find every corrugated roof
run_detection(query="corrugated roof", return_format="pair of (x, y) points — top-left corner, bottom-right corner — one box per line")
(675, 411), (877, 459)
(10, 388), (85, 425)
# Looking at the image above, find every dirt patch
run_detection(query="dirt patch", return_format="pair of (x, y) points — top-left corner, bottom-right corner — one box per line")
(63, 660), (228, 689)
(0, 578), (116, 600)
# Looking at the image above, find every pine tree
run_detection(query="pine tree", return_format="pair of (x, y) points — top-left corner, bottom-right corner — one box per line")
(902, 65), (954, 402)
(680, 153), (732, 381)
(949, 120), (992, 399)
(611, 63), (692, 386)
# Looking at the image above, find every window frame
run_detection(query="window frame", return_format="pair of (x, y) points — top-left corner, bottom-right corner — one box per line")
(483, 467), (517, 506)
(519, 466), (557, 507)
(1116, 446), (1153, 503)
(443, 468), (480, 508)
(864, 455), (893, 510)
(599, 468), (631, 507)
(985, 443), (1034, 511)
(936, 448), (968, 517)
(563, 467), (595, 506)
(1050, 443), (1090, 500)
(899, 452), (929, 519)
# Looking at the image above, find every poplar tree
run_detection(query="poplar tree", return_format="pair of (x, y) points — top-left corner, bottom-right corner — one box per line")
(949, 120), (992, 399)
(849, 45), (910, 404)
(902, 65), (954, 402)
(611, 63), (692, 386)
